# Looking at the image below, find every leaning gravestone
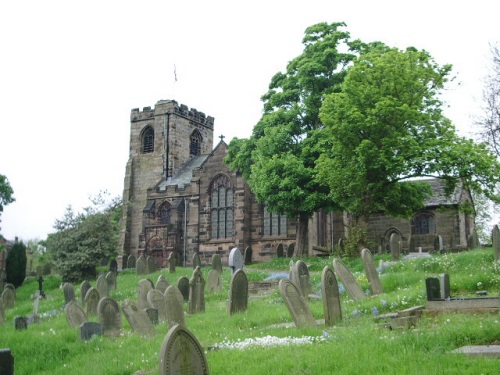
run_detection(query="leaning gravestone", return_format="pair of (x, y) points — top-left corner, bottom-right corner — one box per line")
(97, 297), (122, 337)
(168, 252), (176, 273)
(14, 316), (28, 330)
(228, 248), (244, 274)
(78, 321), (103, 341)
(147, 256), (157, 274)
(121, 299), (155, 337)
(127, 255), (136, 269)
(2, 288), (15, 309)
(192, 253), (201, 269)
(177, 276), (190, 302)
(207, 269), (222, 293)
(321, 266), (342, 326)
(279, 279), (317, 328)
(96, 275), (109, 298)
(188, 267), (205, 314)
(136, 256), (147, 275)
(276, 243), (284, 258)
(80, 280), (91, 305)
(164, 285), (186, 329)
(389, 232), (401, 260)
(156, 275), (170, 294)
(138, 279), (154, 309)
(159, 324), (210, 375)
(65, 301), (88, 329)
(228, 269), (248, 315)
(244, 246), (252, 265)
(287, 243), (295, 258)
(106, 271), (116, 291)
(147, 289), (168, 323)
(62, 283), (76, 304)
(361, 248), (383, 295)
(333, 258), (367, 301)
(211, 254), (223, 274)
(84, 287), (100, 317)
(493, 225), (500, 262)
(290, 260), (312, 297)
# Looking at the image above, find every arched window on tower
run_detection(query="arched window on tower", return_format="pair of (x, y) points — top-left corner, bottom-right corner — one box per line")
(142, 126), (154, 153)
(210, 175), (233, 239)
(190, 130), (202, 157)
(411, 213), (435, 235)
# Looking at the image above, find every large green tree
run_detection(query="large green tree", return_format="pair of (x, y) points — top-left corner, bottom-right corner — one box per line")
(317, 48), (500, 234)
(0, 173), (15, 231)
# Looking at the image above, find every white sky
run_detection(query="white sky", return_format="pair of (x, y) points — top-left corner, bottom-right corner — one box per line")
(1, 0), (499, 241)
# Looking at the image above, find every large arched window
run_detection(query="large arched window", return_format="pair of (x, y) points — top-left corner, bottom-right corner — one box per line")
(210, 175), (233, 239)
(190, 130), (202, 157)
(263, 206), (287, 236)
(142, 126), (154, 153)
(412, 213), (435, 235)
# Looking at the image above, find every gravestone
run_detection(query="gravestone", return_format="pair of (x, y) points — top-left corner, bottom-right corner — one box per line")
(493, 225), (500, 262)
(80, 280), (91, 305)
(0, 349), (14, 375)
(168, 252), (176, 273)
(287, 243), (295, 258)
(14, 316), (28, 330)
(337, 237), (345, 254)
(96, 275), (109, 298)
(228, 248), (244, 274)
(177, 276), (190, 301)
(228, 269), (248, 315)
(97, 297), (122, 337)
(439, 273), (450, 299)
(65, 301), (88, 329)
(0, 298), (5, 324)
(333, 258), (367, 301)
(145, 308), (159, 325)
(127, 255), (136, 269)
(156, 275), (170, 294)
(109, 259), (118, 275)
(279, 279), (317, 328)
(159, 324), (210, 375)
(136, 256), (147, 275)
(276, 243), (284, 258)
(147, 256), (157, 274)
(290, 260), (312, 297)
(211, 254), (222, 274)
(244, 246), (252, 265)
(78, 322), (103, 341)
(36, 265), (43, 277)
(84, 287), (100, 317)
(361, 248), (383, 295)
(138, 279), (154, 309)
(389, 233), (401, 260)
(207, 269), (222, 293)
(62, 283), (76, 304)
(192, 253), (201, 269)
(164, 285), (186, 329)
(4, 283), (14, 291)
(321, 266), (342, 326)
(408, 236), (416, 253)
(42, 263), (51, 276)
(147, 289), (168, 323)
(2, 287), (15, 309)
(121, 299), (155, 337)
(106, 271), (116, 291)
(425, 277), (441, 301)
(434, 235), (444, 253)
(471, 229), (480, 249)
(188, 267), (205, 314)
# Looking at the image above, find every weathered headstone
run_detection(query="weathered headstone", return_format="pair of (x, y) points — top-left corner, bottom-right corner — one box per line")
(425, 277), (441, 301)
(228, 269), (248, 315)
(321, 266), (342, 326)
(14, 316), (28, 330)
(192, 253), (201, 269)
(65, 301), (88, 329)
(138, 279), (154, 309)
(2, 287), (15, 309)
(279, 279), (317, 328)
(0, 299), (5, 324)
(147, 256), (157, 274)
(159, 324), (210, 375)
(109, 259), (118, 275)
(211, 254), (222, 274)
(121, 299), (156, 337)
(207, 269), (222, 293)
(106, 271), (116, 291)
(287, 243), (295, 258)
(177, 276), (190, 301)
(147, 289), (167, 323)
(96, 275), (109, 298)
(156, 275), (170, 294)
(244, 246), (252, 265)
(493, 224), (500, 262)
(80, 280), (91, 305)
(188, 267), (205, 314)
(337, 237), (345, 254)
(333, 258), (367, 301)
(164, 285), (185, 329)
(361, 248), (383, 295)
(434, 235), (444, 253)
(228, 247), (244, 274)
(0, 349), (14, 375)
(276, 243), (284, 258)
(84, 287), (100, 317)
(408, 236), (416, 253)
(62, 283), (76, 304)
(168, 252), (176, 273)
(78, 321), (103, 341)
(42, 263), (51, 276)
(439, 273), (450, 299)
(145, 308), (159, 325)
(97, 297), (122, 337)
(389, 232), (401, 260)
(136, 255), (147, 275)
(127, 255), (136, 269)
(290, 260), (312, 297)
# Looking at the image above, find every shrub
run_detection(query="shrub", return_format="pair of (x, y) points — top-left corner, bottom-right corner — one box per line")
(5, 239), (27, 288)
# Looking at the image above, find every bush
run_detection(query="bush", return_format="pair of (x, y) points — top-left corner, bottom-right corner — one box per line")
(5, 239), (27, 288)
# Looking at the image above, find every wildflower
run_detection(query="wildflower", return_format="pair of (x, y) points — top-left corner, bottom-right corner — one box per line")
(381, 300), (387, 307)
(365, 289), (371, 296)
(371, 307), (379, 315)
(353, 309), (361, 316)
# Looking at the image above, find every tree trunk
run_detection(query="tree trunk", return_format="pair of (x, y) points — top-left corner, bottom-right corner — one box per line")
(294, 213), (309, 257)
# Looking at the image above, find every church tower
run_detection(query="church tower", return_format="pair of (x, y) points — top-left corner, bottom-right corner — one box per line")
(117, 100), (214, 260)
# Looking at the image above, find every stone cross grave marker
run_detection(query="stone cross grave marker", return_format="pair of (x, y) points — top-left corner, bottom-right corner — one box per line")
(127, 255), (136, 269)
(177, 276), (190, 301)
(279, 279), (317, 328)
(97, 296), (122, 337)
(96, 275), (109, 298)
(14, 316), (28, 330)
(84, 287), (100, 317)
(290, 260), (312, 298)
(78, 321), (103, 341)
(228, 269), (248, 315)
(155, 275), (170, 294)
(65, 300), (88, 329)
(147, 256), (157, 273)
(276, 243), (284, 258)
(244, 246), (252, 265)
(192, 253), (201, 269)
(361, 248), (383, 295)
(333, 258), (367, 301)
(80, 280), (91, 306)
(389, 232), (401, 260)
(168, 252), (176, 273)
(228, 247), (244, 274)
(493, 225), (500, 262)
(136, 256), (147, 275)
(2, 287), (15, 309)
(207, 269), (222, 293)
(188, 267), (205, 314)
(211, 254), (223, 274)
(62, 282), (76, 305)
(138, 279), (153, 309)
(106, 271), (116, 291)
(147, 289), (168, 323)
(321, 265), (342, 326)
(159, 324), (210, 375)
(121, 299), (156, 337)
(164, 285), (186, 329)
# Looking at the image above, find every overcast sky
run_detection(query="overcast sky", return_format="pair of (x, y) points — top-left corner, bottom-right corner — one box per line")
(1, 0), (499, 241)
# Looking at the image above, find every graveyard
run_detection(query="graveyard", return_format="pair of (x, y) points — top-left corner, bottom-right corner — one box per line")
(0, 248), (499, 374)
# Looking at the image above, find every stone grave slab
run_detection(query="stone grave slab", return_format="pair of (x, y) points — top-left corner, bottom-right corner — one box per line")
(177, 276), (190, 301)
(136, 256), (147, 275)
(276, 243), (284, 258)
(78, 321), (103, 341)
(106, 271), (116, 291)
(333, 258), (367, 301)
(121, 299), (155, 337)
(321, 265), (342, 326)
(290, 260), (312, 297)
(425, 277), (441, 300)
(65, 301), (88, 329)
(439, 273), (450, 299)
(192, 253), (201, 269)
(145, 308), (159, 325)
(96, 275), (109, 298)
(138, 279), (153, 309)
(127, 255), (136, 269)
(80, 280), (91, 305)
(164, 285), (186, 329)
(450, 345), (500, 358)
(2, 288), (15, 309)
(0, 349), (14, 375)
(97, 297), (122, 337)
(228, 247), (244, 274)
(244, 246), (252, 265)
(147, 289), (168, 323)
(211, 254), (222, 274)
(62, 283), (76, 304)
(287, 243), (295, 258)
(156, 275), (170, 294)
(147, 256), (157, 273)
(228, 269), (248, 315)
(168, 252), (176, 273)
(188, 267), (205, 314)
(389, 232), (401, 260)
(279, 279), (317, 328)
(361, 248), (383, 295)
(109, 259), (118, 275)
(84, 287), (100, 317)
(207, 269), (222, 293)
(14, 316), (28, 330)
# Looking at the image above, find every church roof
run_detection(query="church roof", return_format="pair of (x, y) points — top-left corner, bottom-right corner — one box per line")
(420, 178), (466, 207)
(157, 154), (209, 191)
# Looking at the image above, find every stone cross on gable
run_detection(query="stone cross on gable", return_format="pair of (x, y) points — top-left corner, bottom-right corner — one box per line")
(219, 134), (225, 142)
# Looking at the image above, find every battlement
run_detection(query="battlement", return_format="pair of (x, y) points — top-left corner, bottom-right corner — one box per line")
(131, 99), (214, 129)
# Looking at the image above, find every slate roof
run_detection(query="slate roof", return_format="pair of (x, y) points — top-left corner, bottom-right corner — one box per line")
(419, 178), (465, 207)
(157, 154), (209, 191)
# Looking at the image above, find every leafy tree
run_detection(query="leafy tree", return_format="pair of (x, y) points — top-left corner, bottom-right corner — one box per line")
(317, 47), (500, 242)
(45, 191), (122, 282)
(5, 238), (27, 288)
(0, 173), (15, 230)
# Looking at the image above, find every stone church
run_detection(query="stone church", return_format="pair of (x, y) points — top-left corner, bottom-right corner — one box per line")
(117, 100), (476, 268)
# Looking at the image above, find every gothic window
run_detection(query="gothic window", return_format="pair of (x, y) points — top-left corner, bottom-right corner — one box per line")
(210, 175), (233, 239)
(142, 126), (154, 153)
(263, 206), (287, 236)
(412, 213), (435, 235)
(190, 130), (202, 157)
(158, 202), (171, 224)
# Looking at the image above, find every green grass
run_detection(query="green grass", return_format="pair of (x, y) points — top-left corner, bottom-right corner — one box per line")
(1, 249), (499, 374)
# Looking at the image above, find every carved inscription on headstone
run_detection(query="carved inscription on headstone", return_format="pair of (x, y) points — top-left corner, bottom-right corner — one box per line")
(228, 269), (248, 315)
(321, 266), (342, 326)
(96, 275), (109, 298)
(121, 299), (155, 337)
(138, 279), (153, 309)
(207, 269), (222, 293)
(279, 279), (317, 328)
(188, 267), (205, 314)
(156, 275), (170, 294)
(147, 256), (157, 274)
(127, 255), (136, 269)
(389, 232), (401, 260)
(97, 297), (122, 337)
(147, 289), (167, 323)
(164, 285), (186, 329)
(84, 287), (100, 317)
(62, 283), (76, 304)
(65, 301), (88, 329)
(136, 256), (147, 275)
(361, 248), (383, 295)
(192, 253), (201, 269)
(80, 280), (91, 306)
